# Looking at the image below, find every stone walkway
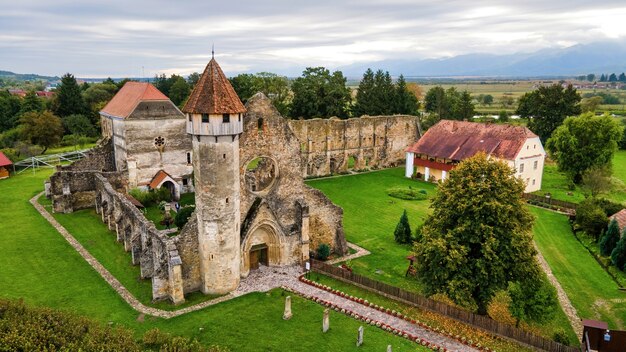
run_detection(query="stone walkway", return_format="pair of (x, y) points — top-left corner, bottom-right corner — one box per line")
(32, 191), (478, 349)
(534, 242), (583, 336)
(327, 242), (370, 264)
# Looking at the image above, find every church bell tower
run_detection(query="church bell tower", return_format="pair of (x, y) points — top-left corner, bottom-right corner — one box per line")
(182, 58), (246, 294)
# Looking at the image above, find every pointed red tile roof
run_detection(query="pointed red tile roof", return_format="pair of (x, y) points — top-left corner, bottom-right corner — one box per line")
(101, 82), (169, 118)
(406, 120), (538, 161)
(0, 151), (12, 167)
(149, 170), (173, 189)
(182, 58), (246, 114)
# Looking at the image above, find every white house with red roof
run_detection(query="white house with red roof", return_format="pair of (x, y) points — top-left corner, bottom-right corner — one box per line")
(100, 82), (193, 199)
(405, 120), (546, 193)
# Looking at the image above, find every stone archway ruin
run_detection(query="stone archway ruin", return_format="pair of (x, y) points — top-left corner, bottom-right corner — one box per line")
(240, 222), (283, 277)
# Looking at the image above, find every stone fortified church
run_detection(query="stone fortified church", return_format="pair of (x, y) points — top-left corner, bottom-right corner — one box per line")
(48, 58), (421, 304)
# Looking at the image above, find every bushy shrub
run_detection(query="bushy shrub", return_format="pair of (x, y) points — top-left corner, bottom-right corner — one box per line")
(553, 328), (571, 345)
(594, 198), (625, 217)
(175, 206), (195, 229)
(0, 299), (229, 352)
(486, 290), (516, 326)
(387, 187), (428, 200)
(129, 188), (157, 206)
(316, 243), (331, 261)
(575, 199), (609, 240)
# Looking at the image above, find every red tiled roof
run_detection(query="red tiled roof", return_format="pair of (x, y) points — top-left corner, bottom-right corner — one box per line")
(149, 170), (172, 189)
(182, 58), (246, 114)
(100, 82), (169, 118)
(0, 151), (13, 167)
(611, 209), (626, 232)
(406, 120), (538, 161)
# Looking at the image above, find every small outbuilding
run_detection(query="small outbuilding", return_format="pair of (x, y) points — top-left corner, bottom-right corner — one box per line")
(0, 151), (13, 179)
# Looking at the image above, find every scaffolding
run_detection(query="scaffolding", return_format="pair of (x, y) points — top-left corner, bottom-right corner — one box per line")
(13, 149), (91, 174)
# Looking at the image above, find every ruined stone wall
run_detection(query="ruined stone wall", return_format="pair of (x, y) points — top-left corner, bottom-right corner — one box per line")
(49, 170), (126, 213)
(60, 138), (116, 172)
(93, 174), (185, 304)
(239, 94), (348, 269)
(288, 115), (421, 177)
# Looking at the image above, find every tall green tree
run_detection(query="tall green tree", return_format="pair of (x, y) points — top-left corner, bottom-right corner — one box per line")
(609, 73), (618, 82)
(230, 73), (258, 104)
(168, 76), (190, 107)
(230, 72), (290, 115)
(600, 219), (621, 256)
(546, 113), (623, 183)
(611, 232), (626, 270)
(413, 153), (539, 312)
(619, 73), (626, 82)
(353, 69), (376, 116)
(290, 67), (351, 119)
(19, 111), (64, 153)
(587, 74), (596, 82)
(63, 114), (97, 137)
(424, 86), (447, 118)
(19, 91), (44, 116)
(371, 70), (395, 115)
(394, 75), (419, 115)
(456, 91), (475, 121)
(0, 90), (22, 132)
(394, 209), (412, 244)
(575, 199), (609, 240)
(51, 73), (87, 117)
(516, 84), (581, 142)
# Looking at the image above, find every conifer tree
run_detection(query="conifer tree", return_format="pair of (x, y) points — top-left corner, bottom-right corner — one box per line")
(611, 230), (626, 270)
(394, 209), (412, 244)
(394, 75), (419, 115)
(52, 73), (87, 117)
(19, 91), (44, 116)
(600, 219), (621, 256)
(353, 69), (376, 117)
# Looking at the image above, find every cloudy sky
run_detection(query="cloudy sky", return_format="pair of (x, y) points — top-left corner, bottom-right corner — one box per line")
(1, 0), (626, 77)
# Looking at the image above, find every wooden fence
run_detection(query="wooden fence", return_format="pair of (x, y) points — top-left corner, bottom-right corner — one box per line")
(522, 193), (577, 213)
(311, 260), (580, 352)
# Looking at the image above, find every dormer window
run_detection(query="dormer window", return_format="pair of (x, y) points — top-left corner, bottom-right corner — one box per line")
(201, 114), (209, 123)
(222, 113), (230, 123)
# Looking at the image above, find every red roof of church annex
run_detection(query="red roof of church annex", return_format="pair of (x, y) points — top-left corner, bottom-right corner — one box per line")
(182, 58), (246, 114)
(101, 82), (169, 118)
(406, 120), (538, 161)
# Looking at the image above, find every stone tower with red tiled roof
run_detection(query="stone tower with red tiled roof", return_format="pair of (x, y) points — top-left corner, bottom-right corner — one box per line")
(183, 58), (246, 295)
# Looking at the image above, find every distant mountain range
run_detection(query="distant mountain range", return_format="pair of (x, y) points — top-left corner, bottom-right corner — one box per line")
(0, 70), (59, 82)
(339, 40), (626, 78)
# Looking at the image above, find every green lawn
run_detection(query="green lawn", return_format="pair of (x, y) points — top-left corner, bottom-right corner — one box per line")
(308, 168), (437, 292)
(531, 207), (626, 329)
(535, 150), (626, 205)
(0, 169), (423, 351)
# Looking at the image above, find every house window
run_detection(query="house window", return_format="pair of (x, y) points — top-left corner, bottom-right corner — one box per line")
(258, 118), (264, 132)
(182, 178), (188, 186)
(188, 114), (192, 122)
(519, 163), (524, 173)
(187, 152), (191, 164)
(201, 113), (209, 123)
(533, 160), (538, 170)
(222, 113), (230, 123)
(526, 178), (530, 184)
(532, 179), (536, 185)
(238, 113), (241, 122)
(534, 144), (536, 149)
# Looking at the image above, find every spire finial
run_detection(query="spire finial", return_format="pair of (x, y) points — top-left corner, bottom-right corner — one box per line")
(212, 44), (214, 59)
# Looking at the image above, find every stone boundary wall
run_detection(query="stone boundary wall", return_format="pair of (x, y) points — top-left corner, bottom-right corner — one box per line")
(288, 115), (421, 178)
(93, 173), (185, 304)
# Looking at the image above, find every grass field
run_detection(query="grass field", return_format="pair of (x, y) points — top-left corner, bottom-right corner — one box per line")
(531, 207), (626, 329)
(535, 150), (626, 205)
(308, 168), (437, 292)
(0, 169), (424, 351)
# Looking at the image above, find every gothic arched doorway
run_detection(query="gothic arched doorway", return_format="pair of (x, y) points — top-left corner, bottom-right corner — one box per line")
(241, 223), (282, 276)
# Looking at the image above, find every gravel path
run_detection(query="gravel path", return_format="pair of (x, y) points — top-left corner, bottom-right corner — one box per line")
(327, 242), (371, 264)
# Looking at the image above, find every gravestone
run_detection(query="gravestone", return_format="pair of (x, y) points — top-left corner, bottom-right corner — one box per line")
(322, 308), (330, 332)
(356, 326), (364, 347)
(387, 345), (392, 352)
(283, 296), (292, 320)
